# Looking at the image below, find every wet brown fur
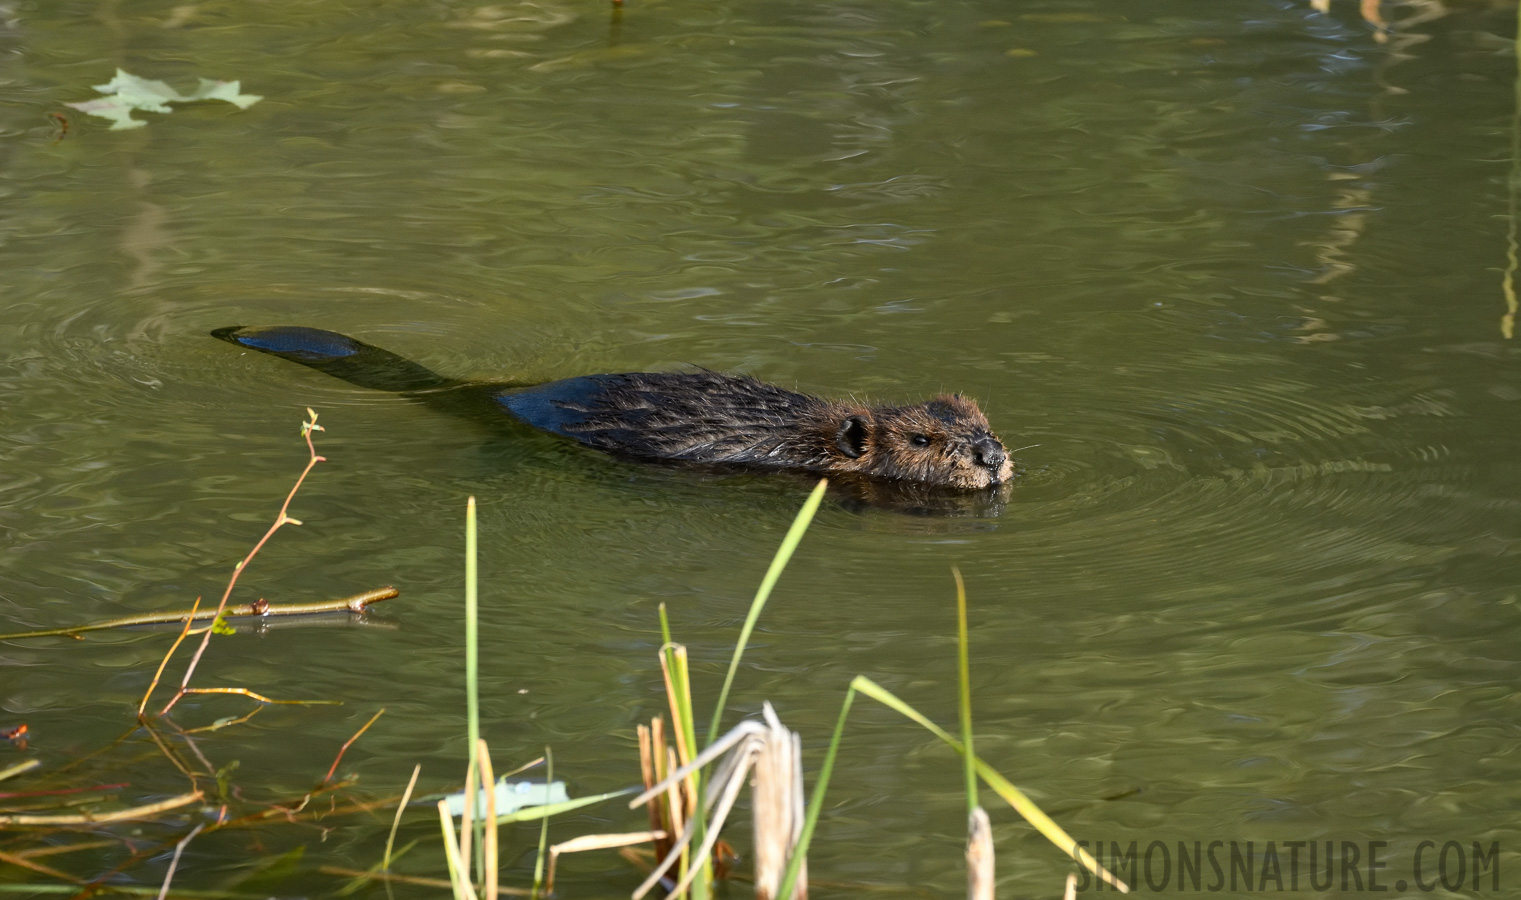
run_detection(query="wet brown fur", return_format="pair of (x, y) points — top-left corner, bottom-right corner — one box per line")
(212, 326), (1014, 493)
(539, 372), (1014, 490)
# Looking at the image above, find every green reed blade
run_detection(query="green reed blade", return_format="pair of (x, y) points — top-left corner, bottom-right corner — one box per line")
(337, 839), (419, 897)
(706, 478), (827, 746)
(492, 787), (637, 825)
(662, 641), (709, 899)
(953, 567), (977, 816)
(849, 676), (1130, 893)
(530, 746), (553, 898)
(775, 683), (856, 900)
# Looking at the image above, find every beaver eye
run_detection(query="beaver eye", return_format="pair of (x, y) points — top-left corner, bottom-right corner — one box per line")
(910, 434), (931, 448)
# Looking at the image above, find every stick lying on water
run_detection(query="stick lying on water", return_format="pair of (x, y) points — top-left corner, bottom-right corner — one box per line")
(0, 587), (399, 641)
(0, 790), (204, 827)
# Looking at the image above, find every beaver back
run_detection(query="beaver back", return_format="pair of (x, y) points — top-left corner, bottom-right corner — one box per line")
(495, 371), (840, 468)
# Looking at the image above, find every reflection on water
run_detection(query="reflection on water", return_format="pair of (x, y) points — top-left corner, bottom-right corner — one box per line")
(2, 0), (1520, 896)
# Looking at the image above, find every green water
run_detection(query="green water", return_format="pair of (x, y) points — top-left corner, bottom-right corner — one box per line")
(2, 0), (1519, 896)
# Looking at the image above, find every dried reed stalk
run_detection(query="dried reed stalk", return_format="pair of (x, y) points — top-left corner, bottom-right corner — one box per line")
(0, 789), (203, 827)
(545, 830), (667, 895)
(966, 807), (993, 900)
(752, 705), (805, 900)
(632, 706), (809, 900)
(478, 739), (499, 900)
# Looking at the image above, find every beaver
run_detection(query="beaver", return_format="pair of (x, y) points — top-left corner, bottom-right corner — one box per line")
(212, 326), (1013, 491)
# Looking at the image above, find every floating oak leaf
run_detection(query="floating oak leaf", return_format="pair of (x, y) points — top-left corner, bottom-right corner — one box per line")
(65, 69), (262, 130)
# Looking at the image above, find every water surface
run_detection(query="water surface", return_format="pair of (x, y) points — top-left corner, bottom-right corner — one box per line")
(1, 0), (1518, 896)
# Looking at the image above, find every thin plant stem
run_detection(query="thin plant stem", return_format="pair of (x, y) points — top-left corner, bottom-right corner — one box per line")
(154, 823), (205, 900)
(325, 708), (386, 783)
(0, 849), (82, 884)
(158, 410), (326, 717)
(530, 747), (552, 898)
(137, 596), (200, 718)
(138, 719), (201, 787)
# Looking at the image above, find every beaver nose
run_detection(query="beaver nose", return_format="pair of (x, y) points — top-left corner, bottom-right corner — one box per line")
(972, 437), (1006, 474)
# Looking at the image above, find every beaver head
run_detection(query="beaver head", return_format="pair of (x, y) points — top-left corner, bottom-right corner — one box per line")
(812, 394), (1013, 490)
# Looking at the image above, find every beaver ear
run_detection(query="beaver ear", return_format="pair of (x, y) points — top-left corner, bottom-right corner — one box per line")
(835, 415), (868, 459)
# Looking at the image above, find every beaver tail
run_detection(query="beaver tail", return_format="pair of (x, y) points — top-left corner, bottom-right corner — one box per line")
(212, 326), (463, 394)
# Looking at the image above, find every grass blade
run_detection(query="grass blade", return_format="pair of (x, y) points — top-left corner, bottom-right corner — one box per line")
(530, 747), (551, 898)
(952, 567), (976, 816)
(493, 787), (638, 825)
(849, 676), (1129, 893)
(707, 478), (827, 746)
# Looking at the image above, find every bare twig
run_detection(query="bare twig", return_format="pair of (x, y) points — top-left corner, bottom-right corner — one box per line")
(180, 706), (265, 734)
(155, 823), (205, 900)
(158, 409), (327, 718)
(0, 848), (85, 883)
(325, 708), (386, 783)
(137, 596), (202, 718)
(0, 782), (127, 801)
(139, 719), (204, 787)
(319, 866), (532, 894)
(12, 840), (117, 860)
